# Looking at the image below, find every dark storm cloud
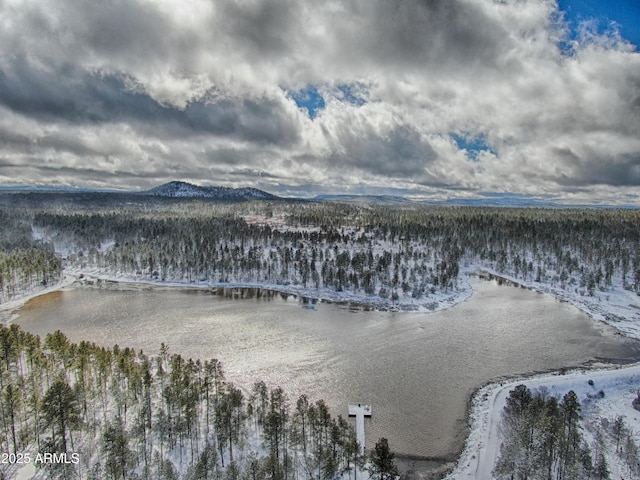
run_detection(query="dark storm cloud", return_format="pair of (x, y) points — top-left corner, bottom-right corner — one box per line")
(328, 124), (437, 177)
(0, 58), (147, 124)
(0, 58), (299, 145)
(13, 0), (197, 70)
(0, 124), (100, 158)
(329, 0), (509, 73)
(553, 147), (640, 187)
(71, 1), (179, 59)
(0, 159), (150, 186)
(591, 157), (640, 187)
(36, 164), (152, 179)
(219, 0), (301, 59)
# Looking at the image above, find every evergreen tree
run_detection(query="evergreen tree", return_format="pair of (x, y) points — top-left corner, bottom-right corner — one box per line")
(42, 377), (81, 452)
(559, 390), (582, 478)
(102, 417), (135, 480)
(594, 451), (610, 480)
(368, 438), (398, 480)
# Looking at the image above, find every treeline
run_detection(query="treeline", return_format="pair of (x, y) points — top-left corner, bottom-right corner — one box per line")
(0, 324), (364, 480)
(494, 385), (606, 480)
(0, 208), (62, 304)
(34, 208), (463, 303)
(0, 203), (638, 307)
(0, 248), (62, 303)
(21, 204), (640, 304)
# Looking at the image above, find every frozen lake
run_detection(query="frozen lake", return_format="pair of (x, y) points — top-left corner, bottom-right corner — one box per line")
(15, 277), (640, 459)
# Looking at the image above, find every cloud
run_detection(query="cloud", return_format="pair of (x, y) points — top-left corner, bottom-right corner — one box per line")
(0, 57), (301, 145)
(323, 111), (437, 178)
(0, 0), (638, 203)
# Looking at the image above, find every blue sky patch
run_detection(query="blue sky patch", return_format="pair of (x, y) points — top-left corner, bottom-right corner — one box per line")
(336, 84), (367, 106)
(287, 83), (366, 119)
(558, 0), (640, 51)
(287, 85), (325, 119)
(451, 133), (496, 161)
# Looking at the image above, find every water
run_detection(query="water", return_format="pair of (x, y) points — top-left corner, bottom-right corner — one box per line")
(15, 278), (640, 458)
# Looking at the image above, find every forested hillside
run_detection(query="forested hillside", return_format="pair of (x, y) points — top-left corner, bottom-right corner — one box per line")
(5, 202), (637, 310)
(1, 199), (640, 479)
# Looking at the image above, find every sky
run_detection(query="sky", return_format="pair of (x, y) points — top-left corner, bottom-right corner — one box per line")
(0, 0), (639, 204)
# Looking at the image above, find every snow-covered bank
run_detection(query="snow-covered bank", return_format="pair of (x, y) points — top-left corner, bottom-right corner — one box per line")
(446, 364), (640, 479)
(470, 266), (640, 341)
(63, 267), (474, 314)
(0, 273), (77, 324)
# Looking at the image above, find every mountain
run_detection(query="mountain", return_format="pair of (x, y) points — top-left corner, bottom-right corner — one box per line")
(0, 182), (629, 208)
(144, 181), (279, 201)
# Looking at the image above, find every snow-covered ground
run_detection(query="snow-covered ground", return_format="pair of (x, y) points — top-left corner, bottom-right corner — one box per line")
(446, 364), (640, 479)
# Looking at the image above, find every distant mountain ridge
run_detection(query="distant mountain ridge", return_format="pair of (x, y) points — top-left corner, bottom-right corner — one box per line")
(144, 181), (279, 201)
(0, 182), (632, 208)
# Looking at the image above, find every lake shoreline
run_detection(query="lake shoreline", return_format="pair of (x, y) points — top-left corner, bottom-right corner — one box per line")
(5, 267), (640, 478)
(56, 266), (476, 314)
(64, 265), (640, 345)
(467, 266), (640, 341)
(5, 265), (639, 344)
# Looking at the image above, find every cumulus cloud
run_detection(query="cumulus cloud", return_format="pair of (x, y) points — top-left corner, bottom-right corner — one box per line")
(0, 0), (638, 203)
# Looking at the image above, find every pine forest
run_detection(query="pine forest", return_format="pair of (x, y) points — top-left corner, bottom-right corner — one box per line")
(1, 198), (640, 479)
